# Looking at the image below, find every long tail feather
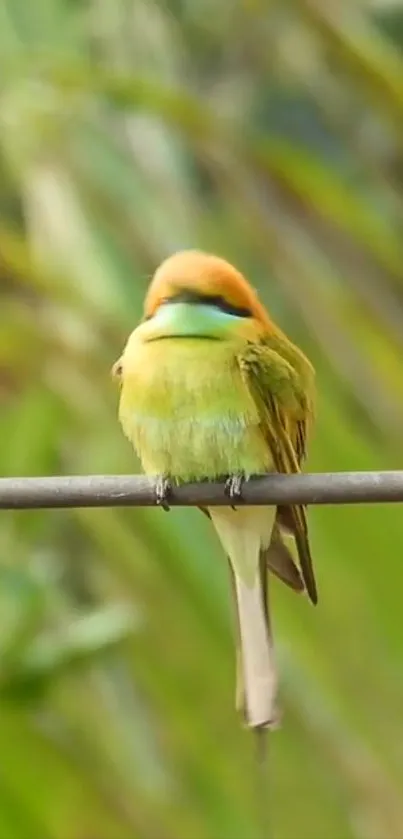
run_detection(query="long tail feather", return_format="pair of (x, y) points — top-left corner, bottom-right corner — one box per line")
(210, 507), (278, 728)
(233, 569), (277, 727)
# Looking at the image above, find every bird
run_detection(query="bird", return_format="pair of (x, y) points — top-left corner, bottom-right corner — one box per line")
(112, 250), (317, 730)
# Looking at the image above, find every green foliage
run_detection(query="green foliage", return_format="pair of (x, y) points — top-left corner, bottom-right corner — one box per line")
(2, 0), (403, 836)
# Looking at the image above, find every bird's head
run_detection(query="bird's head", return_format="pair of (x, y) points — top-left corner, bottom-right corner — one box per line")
(136, 250), (272, 343)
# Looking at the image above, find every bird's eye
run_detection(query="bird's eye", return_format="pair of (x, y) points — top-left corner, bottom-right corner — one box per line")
(112, 361), (123, 378)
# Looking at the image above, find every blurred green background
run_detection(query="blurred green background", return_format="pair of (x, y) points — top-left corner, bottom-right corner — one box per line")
(2, 1), (403, 837)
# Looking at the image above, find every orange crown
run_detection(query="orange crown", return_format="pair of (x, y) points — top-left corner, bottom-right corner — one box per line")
(144, 250), (271, 326)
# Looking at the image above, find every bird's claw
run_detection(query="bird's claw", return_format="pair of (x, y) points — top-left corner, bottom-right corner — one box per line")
(225, 474), (245, 510)
(155, 476), (172, 512)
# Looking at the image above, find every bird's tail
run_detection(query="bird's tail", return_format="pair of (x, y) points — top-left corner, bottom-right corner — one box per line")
(209, 507), (279, 729)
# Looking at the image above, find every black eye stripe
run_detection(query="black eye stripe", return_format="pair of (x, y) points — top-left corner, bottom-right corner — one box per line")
(159, 290), (252, 318)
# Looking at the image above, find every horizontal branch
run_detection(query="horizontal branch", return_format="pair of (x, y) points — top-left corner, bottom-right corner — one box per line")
(1, 472), (403, 510)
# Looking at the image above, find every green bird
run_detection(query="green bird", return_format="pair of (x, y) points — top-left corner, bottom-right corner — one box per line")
(113, 250), (317, 729)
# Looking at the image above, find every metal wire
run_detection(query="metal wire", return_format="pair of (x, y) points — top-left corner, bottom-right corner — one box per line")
(1, 471), (403, 509)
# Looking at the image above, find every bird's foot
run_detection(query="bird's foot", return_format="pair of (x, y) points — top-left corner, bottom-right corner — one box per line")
(225, 474), (246, 510)
(155, 476), (172, 512)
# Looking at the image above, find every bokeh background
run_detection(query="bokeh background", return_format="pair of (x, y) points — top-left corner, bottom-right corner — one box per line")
(2, 1), (403, 837)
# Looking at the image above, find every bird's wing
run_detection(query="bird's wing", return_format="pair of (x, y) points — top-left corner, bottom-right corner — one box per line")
(239, 339), (317, 604)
